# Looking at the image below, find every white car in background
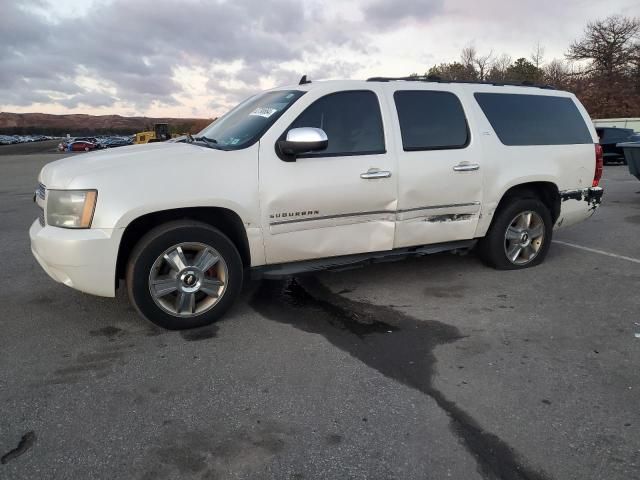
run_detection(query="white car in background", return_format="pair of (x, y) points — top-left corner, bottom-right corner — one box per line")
(31, 77), (603, 329)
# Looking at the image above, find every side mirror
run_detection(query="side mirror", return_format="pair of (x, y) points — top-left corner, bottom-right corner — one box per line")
(278, 127), (328, 159)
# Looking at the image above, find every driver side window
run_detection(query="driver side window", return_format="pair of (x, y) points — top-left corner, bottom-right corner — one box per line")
(287, 90), (385, 157)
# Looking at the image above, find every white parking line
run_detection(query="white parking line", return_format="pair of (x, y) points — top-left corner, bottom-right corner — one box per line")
(553, 240), (640, 265)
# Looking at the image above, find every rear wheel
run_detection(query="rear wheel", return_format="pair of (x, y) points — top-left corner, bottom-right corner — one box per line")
(477, 197), (552, 270)
(126, 220), (243, 329)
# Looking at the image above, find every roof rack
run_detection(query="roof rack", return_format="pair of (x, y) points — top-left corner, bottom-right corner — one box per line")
(366, 75), (556, 90)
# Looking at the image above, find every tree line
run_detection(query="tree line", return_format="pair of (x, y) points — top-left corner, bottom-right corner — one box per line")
(0, 120), (213, 137)
(413, 16), (639, 118)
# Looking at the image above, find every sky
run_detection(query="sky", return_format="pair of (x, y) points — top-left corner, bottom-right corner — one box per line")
(1, 0), (638, 118)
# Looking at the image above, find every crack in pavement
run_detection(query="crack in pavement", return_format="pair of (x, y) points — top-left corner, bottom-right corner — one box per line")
(1, 431), (36, 465)
(250, 277), (551, 480)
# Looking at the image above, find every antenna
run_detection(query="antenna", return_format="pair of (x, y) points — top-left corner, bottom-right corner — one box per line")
(299, 75), (311, 85)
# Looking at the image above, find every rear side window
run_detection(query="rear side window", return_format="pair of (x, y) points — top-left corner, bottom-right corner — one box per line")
(475, 93), (592, 146)
(394, 91), (469, 150)
(288, 90), (385, 156)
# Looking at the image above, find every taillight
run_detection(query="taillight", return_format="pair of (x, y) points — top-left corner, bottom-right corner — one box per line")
(593, 144), (603, 187)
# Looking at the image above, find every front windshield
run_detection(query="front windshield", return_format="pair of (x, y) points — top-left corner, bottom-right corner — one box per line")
(196, 90), (305, 150)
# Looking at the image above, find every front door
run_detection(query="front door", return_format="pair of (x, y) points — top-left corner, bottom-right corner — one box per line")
(258, 87), (398, 264)
(388, 86), (483, 248)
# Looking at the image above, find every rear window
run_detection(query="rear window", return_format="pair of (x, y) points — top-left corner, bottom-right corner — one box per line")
(474, 93), (592, 146)
(394, 91), (468, 150)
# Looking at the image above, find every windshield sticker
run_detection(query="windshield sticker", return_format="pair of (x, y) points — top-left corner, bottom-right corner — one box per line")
(230, 138), (240, 145)
(249, 107), (278, 118)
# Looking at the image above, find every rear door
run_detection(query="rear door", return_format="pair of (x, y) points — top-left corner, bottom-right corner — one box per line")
(258, 87), (398, 264)
(389, 86), (483, 248)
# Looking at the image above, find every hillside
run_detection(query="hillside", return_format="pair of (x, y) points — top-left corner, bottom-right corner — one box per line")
(0, 112), (214, 136)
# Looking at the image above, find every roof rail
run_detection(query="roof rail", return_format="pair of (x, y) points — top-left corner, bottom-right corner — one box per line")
(366, 75), (556, 90)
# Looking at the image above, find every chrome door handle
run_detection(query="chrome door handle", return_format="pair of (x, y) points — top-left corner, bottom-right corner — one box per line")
(360, 169), (392, 179)
(453, 163), (480, 172)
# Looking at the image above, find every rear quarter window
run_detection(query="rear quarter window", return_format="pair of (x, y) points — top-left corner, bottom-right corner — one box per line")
(474, 93), (592, 146)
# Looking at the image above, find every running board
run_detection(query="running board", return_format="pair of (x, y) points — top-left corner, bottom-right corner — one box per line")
(251, 240), (476, 279)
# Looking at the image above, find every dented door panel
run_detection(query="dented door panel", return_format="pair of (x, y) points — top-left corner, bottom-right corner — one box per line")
(387, 84), (484, 248)
(264, 219), (396, 264)
(394, 202), (482, 246)
(258, 152), (398, 263)
(258, 85), (398, 264)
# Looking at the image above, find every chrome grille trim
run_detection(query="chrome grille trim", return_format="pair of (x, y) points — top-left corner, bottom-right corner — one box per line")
(35, 183), (46, 226)
(36, 183), (46, 200)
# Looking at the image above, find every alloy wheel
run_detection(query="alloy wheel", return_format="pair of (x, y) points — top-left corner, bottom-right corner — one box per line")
(148, 242), (228, 317)
(503, 211), (545, 265)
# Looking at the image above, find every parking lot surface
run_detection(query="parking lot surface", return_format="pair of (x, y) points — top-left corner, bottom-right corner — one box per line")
(1, 144), (639, 479)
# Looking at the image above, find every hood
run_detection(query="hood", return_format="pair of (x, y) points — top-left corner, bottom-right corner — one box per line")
(39, 142), (216, 188)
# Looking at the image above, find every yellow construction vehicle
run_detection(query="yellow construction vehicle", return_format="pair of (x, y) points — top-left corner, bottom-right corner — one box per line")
(134, 123), (170, 144)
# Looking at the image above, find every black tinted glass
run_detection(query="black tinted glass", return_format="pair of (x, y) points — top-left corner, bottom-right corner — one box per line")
(394, 91), (468, 150)
(289, 90), (385, 156)
(475, 93), (592, 145)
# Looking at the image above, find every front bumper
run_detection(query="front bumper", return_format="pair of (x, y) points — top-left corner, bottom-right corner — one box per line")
(29, 220), (123, 297)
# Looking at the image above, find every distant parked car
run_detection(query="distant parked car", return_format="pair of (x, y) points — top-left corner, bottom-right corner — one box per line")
(74, 137), (99, 144)
(596, 127), (635, 164)
(97, 136), (133, 148)
(67, 140), (97, 152)
(58, 137), (100, 152)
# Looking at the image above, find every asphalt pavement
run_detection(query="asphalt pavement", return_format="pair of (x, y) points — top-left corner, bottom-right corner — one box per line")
(1, 144), (638, 479)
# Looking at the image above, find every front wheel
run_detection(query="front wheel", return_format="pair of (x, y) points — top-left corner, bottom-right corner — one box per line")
(477, 198), (552, 270)
(126, 220), (243, 329)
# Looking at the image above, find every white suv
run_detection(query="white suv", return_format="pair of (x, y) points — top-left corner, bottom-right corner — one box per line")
(30, 77), (603, 329)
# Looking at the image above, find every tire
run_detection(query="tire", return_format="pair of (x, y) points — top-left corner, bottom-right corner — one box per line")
(477, 197), (553, 270)
(126, 220), (243, 329)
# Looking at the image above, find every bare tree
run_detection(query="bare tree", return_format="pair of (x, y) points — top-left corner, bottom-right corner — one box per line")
(460, 45), (477, 70)
(630, 43), (640, 92)
(567, 15), (639, 78)
(543, 58), (568, 87)
(530, 42), (545, 69)
(487, 53), (512, 82)
(460, 45), (494, 81)
(474, 50), (493, 81)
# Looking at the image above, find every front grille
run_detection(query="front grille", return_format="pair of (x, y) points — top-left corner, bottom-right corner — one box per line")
(36, 183), (46, 226)
(36, 183), (46, 201)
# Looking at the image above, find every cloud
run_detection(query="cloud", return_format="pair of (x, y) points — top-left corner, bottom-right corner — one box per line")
(1, 0), (636, 115)
(0, 0), (370, 114)
(363, 0), (445, 28)
(58, 92), (119, 109)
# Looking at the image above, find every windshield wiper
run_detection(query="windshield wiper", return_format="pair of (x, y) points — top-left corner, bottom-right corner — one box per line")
(193, 136), (218, 144)
(186, 134), (220, 149)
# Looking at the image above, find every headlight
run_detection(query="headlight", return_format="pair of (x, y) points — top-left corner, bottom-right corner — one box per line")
(47, 190), (98, 228)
